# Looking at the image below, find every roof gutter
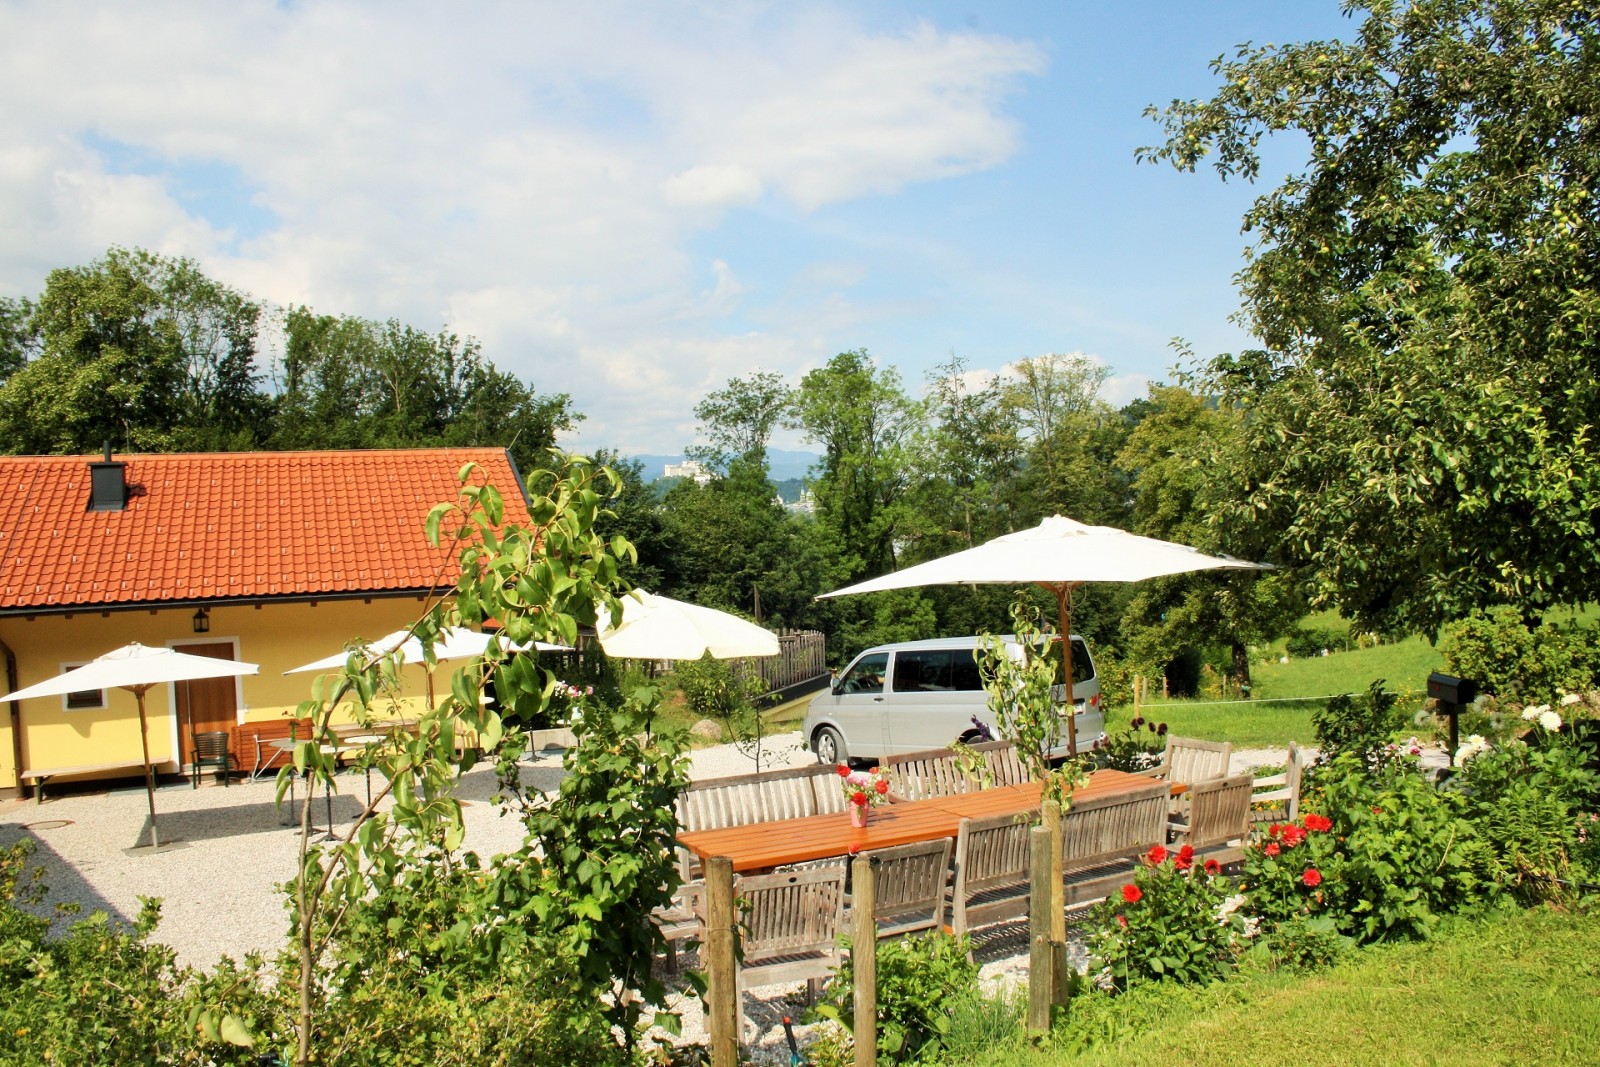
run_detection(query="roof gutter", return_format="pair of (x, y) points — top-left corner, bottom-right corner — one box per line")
(0, 586), (456, 621)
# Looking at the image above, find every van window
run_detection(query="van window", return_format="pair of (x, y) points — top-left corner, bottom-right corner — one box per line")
(1071, 638), (1094, 681)
(893, 649), (953, 692)
(839, 652), (888, 694)
(950, 652), (984, 692)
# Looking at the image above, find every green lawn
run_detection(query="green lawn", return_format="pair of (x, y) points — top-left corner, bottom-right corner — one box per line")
(961, 906), (1600, 1067)
(1115, 630), (1446, 749)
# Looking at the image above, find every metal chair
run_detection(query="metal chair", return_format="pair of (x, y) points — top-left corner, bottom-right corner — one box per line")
(191, 730), (233, 788)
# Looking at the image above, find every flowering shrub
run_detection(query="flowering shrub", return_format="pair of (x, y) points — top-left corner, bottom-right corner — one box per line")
(1100, 715), (1168, 773)
(1310, 754), (1497, 941)
(1240, 812), (1342, 928)
(1452, 700), (1600, 900)
(1088, 843), (1236, 989)
(837, 764), (891, 807)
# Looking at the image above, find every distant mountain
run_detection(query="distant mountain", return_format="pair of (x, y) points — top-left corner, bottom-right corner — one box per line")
(629, 448), (819, 483)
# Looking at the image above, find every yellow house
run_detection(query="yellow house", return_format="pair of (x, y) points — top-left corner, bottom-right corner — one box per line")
(0, 447), (534, 796)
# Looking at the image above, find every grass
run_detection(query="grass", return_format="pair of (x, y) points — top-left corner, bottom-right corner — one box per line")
(1113, 627), (1447, 749)
(954, 905), (1600, 1067)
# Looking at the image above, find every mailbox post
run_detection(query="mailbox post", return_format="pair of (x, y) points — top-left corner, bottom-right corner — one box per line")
(1427, 672), (1478, 764)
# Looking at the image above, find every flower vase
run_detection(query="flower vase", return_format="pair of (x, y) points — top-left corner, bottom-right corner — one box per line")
(849, 803), (869, 829)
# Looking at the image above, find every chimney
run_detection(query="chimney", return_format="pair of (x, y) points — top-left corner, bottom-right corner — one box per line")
(87, 442), (127, 512)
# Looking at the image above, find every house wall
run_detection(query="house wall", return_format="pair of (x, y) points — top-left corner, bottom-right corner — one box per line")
(0, 596), (445, 791)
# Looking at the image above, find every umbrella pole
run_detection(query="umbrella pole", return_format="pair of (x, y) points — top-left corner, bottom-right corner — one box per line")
(132, 684), (160, 850)
(1047, 582), (1080, 759)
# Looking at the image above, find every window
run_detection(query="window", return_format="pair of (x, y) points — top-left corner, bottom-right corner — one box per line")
(893, 649), (953, 692)
(61, 664), (104, 710)
(839, 652), (888, 695)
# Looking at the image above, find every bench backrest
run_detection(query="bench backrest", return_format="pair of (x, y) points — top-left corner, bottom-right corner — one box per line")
(1059, 780), (1172, 873)
(970, 739), (1034, 787)
(883, 746), (975, 801)
(737, 863), (848, 968)
(1162, 736), (1233, 785)
(950, 808), (1039, 935)
(1186, 773), (1255, 850)
(675, 763), (834, 833)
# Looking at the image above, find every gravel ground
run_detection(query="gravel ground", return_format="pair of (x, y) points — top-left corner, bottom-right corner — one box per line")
(0, 732), (1353, 1061)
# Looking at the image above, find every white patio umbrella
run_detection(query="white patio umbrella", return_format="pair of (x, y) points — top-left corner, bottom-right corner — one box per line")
(285, 627), (569, 675)
(818, 516), (1270, 755)
(0, 643), (260, 850)
(597, 590), (779, 660)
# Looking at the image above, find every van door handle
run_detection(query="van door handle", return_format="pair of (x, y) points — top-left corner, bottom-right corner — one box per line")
(873, 696), (885, 702)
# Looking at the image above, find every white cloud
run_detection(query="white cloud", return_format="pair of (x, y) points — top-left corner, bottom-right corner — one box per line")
(0, 1), (1044, 450)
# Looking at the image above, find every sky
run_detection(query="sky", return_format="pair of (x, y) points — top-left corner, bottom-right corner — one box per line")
(0, 1), (1360, 456)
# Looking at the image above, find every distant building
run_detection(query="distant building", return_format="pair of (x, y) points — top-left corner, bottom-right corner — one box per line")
(664, 459), (712, 485)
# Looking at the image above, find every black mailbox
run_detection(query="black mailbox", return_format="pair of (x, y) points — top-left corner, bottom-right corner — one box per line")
(1427, 672), (1477, 706)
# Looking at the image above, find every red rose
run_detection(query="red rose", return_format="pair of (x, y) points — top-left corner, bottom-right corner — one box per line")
(1264, 842), (1280, 857)
(1268, 823), (1282, 839)
(1304, 813), (1333, 833)
(836, 764), (850, 777)
(1178, 844), (1195, 862)
(1174, 854), (1193, 872)
(868, 766), (881, 775)
(851, 791), (868, 806)
(1372, 806), (1383, 815)
(874, 778), (889, 795)
(1204, 859), (1221, 875)
(1117, 914), (1128, 927)
(1145, 845), (1168, 866)
(1302, 868), (1323, 888)
(1281, 825), (1306, 848)
(1121, 884), (1143, 904)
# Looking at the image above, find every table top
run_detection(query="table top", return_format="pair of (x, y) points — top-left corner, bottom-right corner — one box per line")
(677, 767), (1165, 873)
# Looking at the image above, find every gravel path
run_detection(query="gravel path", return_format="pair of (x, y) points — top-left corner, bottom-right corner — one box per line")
(0, 733), (1336, 1061)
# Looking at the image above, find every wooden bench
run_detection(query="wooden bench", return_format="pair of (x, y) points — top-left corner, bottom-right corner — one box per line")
(673, 763), (843, 882)
(231, 718), (316, 781)
(883, 740), (1034, 802)
(1059, 779), (1173, 907)
(20, 761), (152, 804)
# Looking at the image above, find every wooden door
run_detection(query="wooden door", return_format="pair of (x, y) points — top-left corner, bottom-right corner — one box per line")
(173, 642), (240, 744)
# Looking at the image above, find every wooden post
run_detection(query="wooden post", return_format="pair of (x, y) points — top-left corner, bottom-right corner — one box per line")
(852, 853), (877, 1067)
(1042, 798), (1068, 1005)
(1133, 674), (1142, 716)
(1027, 824), (1053, 1033)
(705, 856), (738, 1067)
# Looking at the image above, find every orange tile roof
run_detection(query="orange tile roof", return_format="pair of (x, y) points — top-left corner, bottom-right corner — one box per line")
(0, 448), (532, 611)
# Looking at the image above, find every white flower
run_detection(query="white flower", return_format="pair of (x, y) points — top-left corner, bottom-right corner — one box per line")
(1455, 734), (1491, 762)
(1521, 707), (1543, 721)
(1561, 692), (1582, 706)
(1539, 710), (1562, 731)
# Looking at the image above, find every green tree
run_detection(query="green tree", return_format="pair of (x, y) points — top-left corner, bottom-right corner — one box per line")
(687, 369), (789, 474)
(1116, 383), (1300, 691)
(0, 295), (38, 382)
(999, 352), (1126, 524)
(0, 247), (264, 452)
(788, 349), (922, 582)
(1142, 0), (1600, 635)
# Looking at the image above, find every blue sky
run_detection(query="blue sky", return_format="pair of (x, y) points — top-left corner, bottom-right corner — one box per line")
(0, 1), (1357, 455)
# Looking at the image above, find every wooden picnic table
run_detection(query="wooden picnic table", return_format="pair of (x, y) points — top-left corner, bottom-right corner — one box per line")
(677, 767), (1174, 873)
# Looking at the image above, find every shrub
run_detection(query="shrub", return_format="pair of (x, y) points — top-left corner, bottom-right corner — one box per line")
(1450, 703), (1600, 901)
(1240, 812), (1343, 929)
(1312, 682), (1406, 765)
(1088, 844), (1236, 989)
(1439, 606), (1599, 703)
(1285, 625), (1346, 658)
(813, 931), (982, 1064)
(1100, 715), (1167, 773)
(1309, 754), (1500, 942)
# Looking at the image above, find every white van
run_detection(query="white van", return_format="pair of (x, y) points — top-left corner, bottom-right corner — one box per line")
(801, 635), (1104, 766)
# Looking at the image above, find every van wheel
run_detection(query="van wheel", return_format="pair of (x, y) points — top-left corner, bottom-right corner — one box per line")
(813, 726), (846, 766)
